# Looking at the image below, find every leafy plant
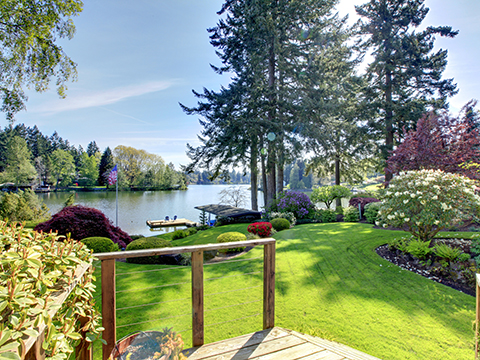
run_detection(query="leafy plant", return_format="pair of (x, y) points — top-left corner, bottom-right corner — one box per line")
(316, 209), (336, 223)
(126, 237), (172, 264)
(171, 230), (187, 240)
(216, 231), (247, 253)
(364, 202), (381, 224)
(81, 236), (119, 253)
(406, 239), (432, 260)
(270, 218), (290, 232)
(247, 222), (273, 237)
(387, 236), (411, 253)
(343, 206), (359, 222)
(377, 169), (480, 244)
(311, 185), (351, 209)
(35, 205), (132, 248)
(0, 189), (49, 222)
(434, 243), (461, 262)
(0, 221), (102, 360)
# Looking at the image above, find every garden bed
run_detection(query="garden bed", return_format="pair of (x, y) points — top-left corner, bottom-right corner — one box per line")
(376, 238), (475, 296)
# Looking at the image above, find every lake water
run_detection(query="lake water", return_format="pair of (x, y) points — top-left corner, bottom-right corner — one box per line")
(39, 185), (263, 237)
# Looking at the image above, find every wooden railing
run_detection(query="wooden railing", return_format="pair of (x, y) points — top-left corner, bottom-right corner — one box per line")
(476, 274), (480, 359)
(95, 238), (276, 360)
(23, 261), (93, 360)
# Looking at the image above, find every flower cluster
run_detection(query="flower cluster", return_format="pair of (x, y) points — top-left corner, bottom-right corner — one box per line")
(264, 211), (297, 226)
(247, 222), (273, 237)
(274, 191), (315, 219)
(377, 169), (480, 243)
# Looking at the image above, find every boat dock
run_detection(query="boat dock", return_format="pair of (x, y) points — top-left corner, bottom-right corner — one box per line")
(146, 218), (198, 228)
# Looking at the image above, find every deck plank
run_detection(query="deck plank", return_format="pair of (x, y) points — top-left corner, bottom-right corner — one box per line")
(183, 327), (380, 360)
(183, 328), (290, 359)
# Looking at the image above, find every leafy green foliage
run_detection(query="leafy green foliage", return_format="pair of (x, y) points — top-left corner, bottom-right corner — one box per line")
(377, 170), (480, 243)
(406, 239), (432, 260)
(81, 237), (119, 253)
(186, 227), (198, 236)
(343, 206), (359, 222)
(270, 218), (290, 232)
(0, 0), (83, 121)
(125, 237), (172, 264)
(171, 230), (187, 240)
(364, 202), (381, 224)
(0, 189), (49, 222)
(316, 209), (336, 223)
(311, 186), (351, 209)
(433, 243), (461, 262)
(216, 231), (247, 253)
(387, 236), (411, 253)
(0, 221), (102, 359)
(1, 136), (37, 187)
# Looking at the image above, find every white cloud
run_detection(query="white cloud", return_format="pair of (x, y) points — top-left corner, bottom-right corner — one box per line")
(35, 80), (175, 114)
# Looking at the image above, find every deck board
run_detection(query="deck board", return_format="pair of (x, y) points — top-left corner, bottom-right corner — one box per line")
(182, 327), (380, 360)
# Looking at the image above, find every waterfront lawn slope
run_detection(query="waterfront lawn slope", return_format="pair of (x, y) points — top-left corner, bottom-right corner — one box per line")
(94, 223), (474, 360)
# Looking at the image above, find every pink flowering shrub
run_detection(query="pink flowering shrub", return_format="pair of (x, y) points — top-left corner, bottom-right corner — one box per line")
(247, 222), (273, 237)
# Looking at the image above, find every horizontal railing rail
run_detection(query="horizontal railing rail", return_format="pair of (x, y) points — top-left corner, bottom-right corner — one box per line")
(96, 238), (276, 360)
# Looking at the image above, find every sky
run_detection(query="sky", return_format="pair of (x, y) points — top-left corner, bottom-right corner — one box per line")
(11, 0), (480, 168)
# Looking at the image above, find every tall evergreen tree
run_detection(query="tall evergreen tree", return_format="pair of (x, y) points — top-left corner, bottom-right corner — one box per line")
(356, 0), (458, 181)
(86, 141), (100, 157)
(98, 147), (114, 186)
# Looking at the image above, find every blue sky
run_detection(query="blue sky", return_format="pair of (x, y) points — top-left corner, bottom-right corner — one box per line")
(12, 0), (480, 168)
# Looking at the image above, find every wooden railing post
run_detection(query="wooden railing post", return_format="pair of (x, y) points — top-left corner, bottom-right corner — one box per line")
(102, 259), (116, 360)
(263, 242), (275, 329)
(192, 251), (204, 347)
(476, 274), (480, 359)
(76, 316), (93, 360)
(24, 329), (45, 360)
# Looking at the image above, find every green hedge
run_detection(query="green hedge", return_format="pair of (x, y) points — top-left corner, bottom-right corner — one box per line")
(81, 237), (119, 253)
(126, 237), (173, 264)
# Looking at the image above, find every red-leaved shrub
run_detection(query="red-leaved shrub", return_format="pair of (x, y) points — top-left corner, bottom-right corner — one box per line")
(247, 222), (272, 237)
(34, 205), (132, 248)
(349, 197), (380, 215)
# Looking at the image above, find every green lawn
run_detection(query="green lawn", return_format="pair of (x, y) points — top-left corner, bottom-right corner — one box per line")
(93, 223), (475, 360)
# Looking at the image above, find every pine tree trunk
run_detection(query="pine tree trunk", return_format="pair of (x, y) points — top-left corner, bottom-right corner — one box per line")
(250, 140), (258, 211)
(266, 18), (276, 207)
(385, 67), (394, 183)
(335, 155), (341, 208)
(261, 153), (268, 207)
(266, 145), (276, 207)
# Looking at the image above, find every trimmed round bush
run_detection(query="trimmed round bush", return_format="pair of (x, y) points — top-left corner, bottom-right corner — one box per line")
(126, 237), (172, 264)
(270, 218), (290, 232)
(217, 232), (247, 253)
(81, 237), (119, 253)
(171, 230), (187, 240)
(34, 205), (132, 248)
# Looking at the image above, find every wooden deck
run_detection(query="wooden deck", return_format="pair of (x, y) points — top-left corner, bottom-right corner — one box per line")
(182, 327), (381, 360)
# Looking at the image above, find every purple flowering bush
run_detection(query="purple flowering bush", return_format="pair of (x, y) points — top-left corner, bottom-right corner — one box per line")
(268, 191), (315, 219)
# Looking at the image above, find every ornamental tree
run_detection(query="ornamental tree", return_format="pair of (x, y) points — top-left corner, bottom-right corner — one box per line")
(311, 185), (351, 210)
(386, 101), (480, 180)
(377, 169), (480, 244)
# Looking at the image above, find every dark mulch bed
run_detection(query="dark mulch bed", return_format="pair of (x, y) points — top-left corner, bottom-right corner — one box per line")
(376, 239), (475, 296)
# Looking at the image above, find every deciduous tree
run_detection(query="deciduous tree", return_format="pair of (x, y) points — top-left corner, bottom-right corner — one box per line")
(0, 0), (83, 121)
(1, 136), (37, 188)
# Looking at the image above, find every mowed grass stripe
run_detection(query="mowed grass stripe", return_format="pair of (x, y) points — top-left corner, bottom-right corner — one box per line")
(92, 223), (475, 360)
